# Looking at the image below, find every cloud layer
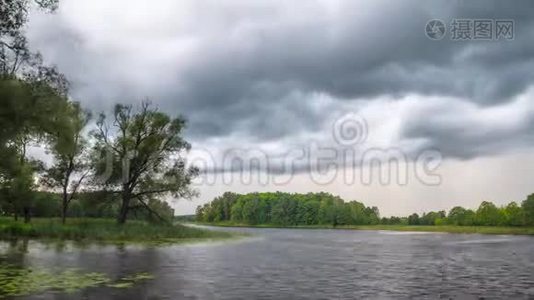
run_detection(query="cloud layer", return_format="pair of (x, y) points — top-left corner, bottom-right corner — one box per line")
(26, 0), (534, 170)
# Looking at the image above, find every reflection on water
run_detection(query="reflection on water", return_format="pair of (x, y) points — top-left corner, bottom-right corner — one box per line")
(1, 227), (534, 299)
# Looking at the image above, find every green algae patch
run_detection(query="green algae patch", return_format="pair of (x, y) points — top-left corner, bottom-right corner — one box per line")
(0, 263), (154, 297)
(106, 272), (155, 289)
(0, 265), (109, 297)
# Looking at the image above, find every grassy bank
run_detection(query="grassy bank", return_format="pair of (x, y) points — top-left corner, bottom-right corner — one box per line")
(0, 218), (236, 244)
(200, 222), (534, 235)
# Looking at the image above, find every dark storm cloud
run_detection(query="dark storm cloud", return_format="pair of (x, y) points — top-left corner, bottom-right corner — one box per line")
(177, 1), (534, 101)
(166, 0), (534, 142)
(26, 0), (534, 163)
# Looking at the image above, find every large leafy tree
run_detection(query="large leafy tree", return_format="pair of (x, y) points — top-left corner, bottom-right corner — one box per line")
(41, 102), (90, 223)
(0, 0), (67, 136)
(503, 202), (524, 226)
(475, 201), (504, 226)
(0, 78), (69, 222)
(93, 102), (198, 224)
(0, 0), (73, 222)
(447, 206), (475, 226)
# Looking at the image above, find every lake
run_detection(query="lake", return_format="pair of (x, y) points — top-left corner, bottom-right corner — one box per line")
(2, 226), (534, 299)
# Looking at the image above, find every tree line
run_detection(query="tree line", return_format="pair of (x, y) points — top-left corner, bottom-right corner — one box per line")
(0, 0), (197, 224)
(196, 192), (380, 226)
(196, 192), (534, 227)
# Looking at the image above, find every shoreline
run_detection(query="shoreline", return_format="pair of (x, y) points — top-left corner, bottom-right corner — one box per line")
(197, 222), (534, 235)
(0, 218), (238, 245)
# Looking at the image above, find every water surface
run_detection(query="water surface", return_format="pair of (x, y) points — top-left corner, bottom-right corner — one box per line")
(2, 226), (534, 299)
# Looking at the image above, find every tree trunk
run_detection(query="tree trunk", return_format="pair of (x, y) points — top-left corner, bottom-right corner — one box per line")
(23, 206), (31, 223)
(61, 187), (68, 224)
(117, 199), (129, 224)
(61, 201), (68, 224)
(117, 189), (131, 224)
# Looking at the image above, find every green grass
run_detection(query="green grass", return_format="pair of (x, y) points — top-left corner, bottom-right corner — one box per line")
(0, 218), (236, 244)
(201, 222), (534, 235)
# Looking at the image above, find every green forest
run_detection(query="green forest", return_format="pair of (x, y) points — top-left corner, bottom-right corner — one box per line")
(196, 192), (534, 227)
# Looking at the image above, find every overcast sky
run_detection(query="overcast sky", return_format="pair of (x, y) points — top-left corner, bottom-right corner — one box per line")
(25, 0), (534, 216)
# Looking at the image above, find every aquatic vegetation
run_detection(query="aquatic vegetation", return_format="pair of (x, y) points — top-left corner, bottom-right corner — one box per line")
(106, 272), (155, 289)
(120, 272), (155, 282)
(0, 263), (155, 297)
